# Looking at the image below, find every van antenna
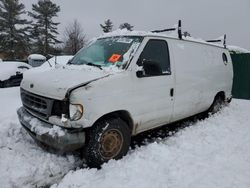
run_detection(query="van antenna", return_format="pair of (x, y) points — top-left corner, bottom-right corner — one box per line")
(178, 20), (182, 40)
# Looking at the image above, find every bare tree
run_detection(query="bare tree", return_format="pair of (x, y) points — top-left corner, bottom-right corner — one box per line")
(64, 19), (86, 54)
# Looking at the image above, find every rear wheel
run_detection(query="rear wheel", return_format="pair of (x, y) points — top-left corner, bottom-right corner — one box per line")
(85, 118), (131, 168)
(0, 81), (5, 88)
(208, 95), (225, 114)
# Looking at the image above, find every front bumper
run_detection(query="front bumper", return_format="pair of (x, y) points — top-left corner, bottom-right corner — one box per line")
(17, 107), (85, 152)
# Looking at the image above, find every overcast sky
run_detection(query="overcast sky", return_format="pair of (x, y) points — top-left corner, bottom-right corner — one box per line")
(22, 0), (250, 50)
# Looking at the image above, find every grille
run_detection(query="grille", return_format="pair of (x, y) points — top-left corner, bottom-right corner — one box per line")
(23, 94), (47, 109)
(21, 89), (54, 119)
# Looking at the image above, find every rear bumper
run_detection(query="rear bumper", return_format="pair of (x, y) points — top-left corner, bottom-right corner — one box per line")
(17, 107), (85, 151)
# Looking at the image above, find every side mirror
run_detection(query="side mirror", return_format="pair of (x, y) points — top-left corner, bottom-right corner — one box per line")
(136, 58), (144, 78)
(136, 59), (162, 77)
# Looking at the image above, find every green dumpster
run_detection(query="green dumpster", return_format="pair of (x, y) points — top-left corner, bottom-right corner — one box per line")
(231, 53), (250, 99)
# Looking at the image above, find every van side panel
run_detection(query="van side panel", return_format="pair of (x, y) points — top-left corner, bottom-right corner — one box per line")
(170, 40), (233, 122)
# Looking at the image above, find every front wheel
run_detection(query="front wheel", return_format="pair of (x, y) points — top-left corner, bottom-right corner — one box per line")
(85, 118), (131, 168)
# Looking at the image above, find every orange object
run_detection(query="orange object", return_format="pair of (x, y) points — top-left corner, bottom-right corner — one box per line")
(108, 54), (121, 63)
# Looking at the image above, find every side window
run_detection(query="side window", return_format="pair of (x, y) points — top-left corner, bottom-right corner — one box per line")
(138, 39), (171, 76)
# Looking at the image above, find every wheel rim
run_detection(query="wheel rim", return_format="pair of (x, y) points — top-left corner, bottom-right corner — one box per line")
(99, 129), (123, 159)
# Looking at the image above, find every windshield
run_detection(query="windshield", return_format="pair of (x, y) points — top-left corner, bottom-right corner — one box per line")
(69, 36), (143, 69)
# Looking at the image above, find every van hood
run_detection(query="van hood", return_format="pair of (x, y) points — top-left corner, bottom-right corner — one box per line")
(21, 65), (114, 100)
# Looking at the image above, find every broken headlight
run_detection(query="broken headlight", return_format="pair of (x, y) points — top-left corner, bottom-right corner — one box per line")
(69, 104), (83, 121)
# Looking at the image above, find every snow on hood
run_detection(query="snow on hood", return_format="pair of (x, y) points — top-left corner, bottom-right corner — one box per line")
(0, 61), (31, 81)
(21, 64), (122, 100)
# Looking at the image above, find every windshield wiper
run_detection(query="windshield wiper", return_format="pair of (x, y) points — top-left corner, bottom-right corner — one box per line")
(87, 62), (102, 70)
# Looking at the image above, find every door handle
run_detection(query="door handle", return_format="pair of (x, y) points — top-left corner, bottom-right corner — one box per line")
(170, 88), (174, 97)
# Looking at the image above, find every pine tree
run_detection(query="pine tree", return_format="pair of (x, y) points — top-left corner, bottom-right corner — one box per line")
(119, 23), (134, 31)
(100, 19), (113, 33)
(0, 0), (31, 59)
(29, 0), (60, 56)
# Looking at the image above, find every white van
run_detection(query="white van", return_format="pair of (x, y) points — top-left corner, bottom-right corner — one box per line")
(17, 31), (233, 167)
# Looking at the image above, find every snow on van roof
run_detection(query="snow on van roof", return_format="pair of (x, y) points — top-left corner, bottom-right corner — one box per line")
(28, 54), (46, 60)
(99, 29), (177, 39)
(98, 29), (225, 48)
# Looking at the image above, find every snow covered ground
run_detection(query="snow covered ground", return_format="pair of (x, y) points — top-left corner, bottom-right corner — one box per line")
(0, 87), (250, 188)
(0, 88), (82, 188)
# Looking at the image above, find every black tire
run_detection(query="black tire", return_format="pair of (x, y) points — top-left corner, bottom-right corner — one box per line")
(208, 95), (225, 114)
(85, 118), (131, 168)
(0, 81), (5, 88)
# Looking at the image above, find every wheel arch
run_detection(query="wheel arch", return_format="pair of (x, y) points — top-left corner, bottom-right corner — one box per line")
(92, 110), (134, 134)
(215, 91), (226, 101)
(209, 91), (226, 108)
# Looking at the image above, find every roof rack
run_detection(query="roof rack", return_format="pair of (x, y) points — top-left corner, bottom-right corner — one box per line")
(151, 20), (182, 40)
(152, 21), (227, 47)
(151, 28), (176, 33)
(206, 34), (227, 48)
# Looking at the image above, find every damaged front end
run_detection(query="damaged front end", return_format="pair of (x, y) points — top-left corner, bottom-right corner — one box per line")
(17, 88), (86, 152)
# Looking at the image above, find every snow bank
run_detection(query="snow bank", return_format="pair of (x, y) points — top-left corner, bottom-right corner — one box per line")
(0, 88), (82, 188)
